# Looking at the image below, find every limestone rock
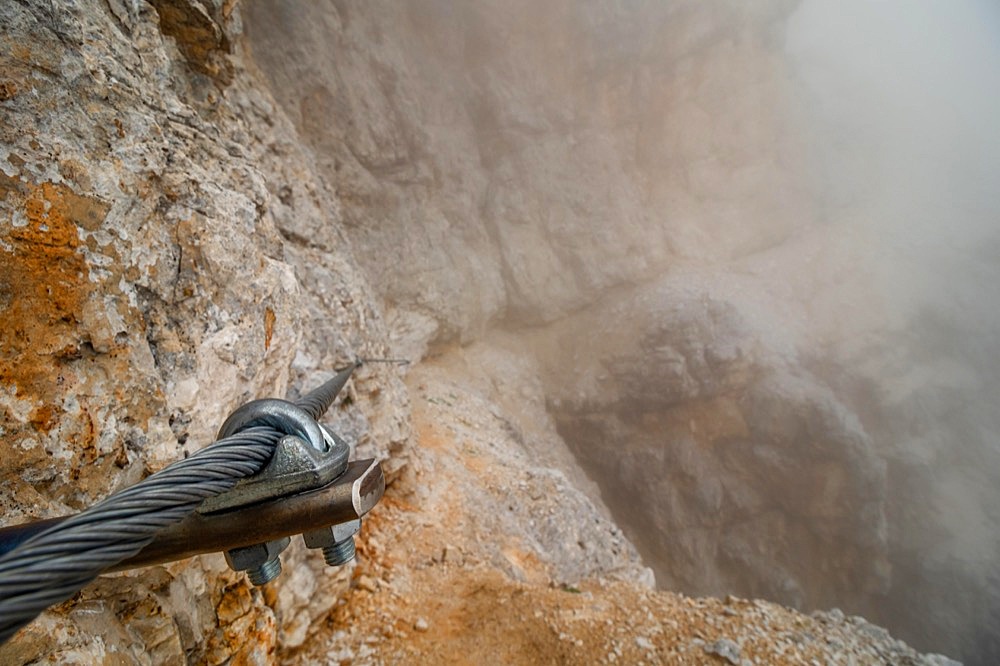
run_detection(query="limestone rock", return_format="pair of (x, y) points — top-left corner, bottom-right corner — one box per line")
(0, 1), (407, 662)
(2, 1), (995, 665)
(245, 0), (808, 348)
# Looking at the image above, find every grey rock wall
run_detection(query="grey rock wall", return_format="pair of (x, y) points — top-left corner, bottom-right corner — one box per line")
(245, 0), (809, 347)
(244, 1), (1000, 663)
(1, 1), (658, 662)
(532, 278), (891, 611)
(2, 0), (997, 664)
(0, 1), (408, 662)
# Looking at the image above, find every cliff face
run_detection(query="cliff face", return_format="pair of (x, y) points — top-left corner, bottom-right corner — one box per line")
(245, 0), (808, 348)
(0, 2), (649, 661)
(0, 1), (409, 662)
(245, 1), (1000, 663)
(1, 1), (996, 665)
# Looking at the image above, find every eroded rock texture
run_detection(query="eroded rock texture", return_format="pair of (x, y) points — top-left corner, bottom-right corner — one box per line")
(245, 0), (809, 349)
(0, 1), (408, 662)
(1, 0), (997, 664)
(535, 281), (891, 609)
(245, 1), (999, 664)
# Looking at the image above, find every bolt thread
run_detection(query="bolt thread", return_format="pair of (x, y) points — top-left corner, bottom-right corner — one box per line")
(322, 538), (356, 566)
(247, 557), (282, 586)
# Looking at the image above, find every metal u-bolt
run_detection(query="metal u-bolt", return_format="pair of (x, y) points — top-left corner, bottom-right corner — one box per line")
(321, 535), (356, 566)
(247, 557), (283, 586)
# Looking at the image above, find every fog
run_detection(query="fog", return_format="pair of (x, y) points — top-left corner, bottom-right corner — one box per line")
(788, 0), (1000, 315)
(782, 2), (1000, 662)
(246, 1), (1000, 662)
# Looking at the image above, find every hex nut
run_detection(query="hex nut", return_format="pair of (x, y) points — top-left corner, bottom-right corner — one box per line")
(303, 519), (361, 549)
(224, 536), (291, 571)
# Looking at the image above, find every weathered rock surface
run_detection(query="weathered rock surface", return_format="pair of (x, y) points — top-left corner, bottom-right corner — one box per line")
(245, 0), (810, 344)
(2, 0), (995, 665)
(292, 366), (956, 666)
(0, 0), (408, 662)
(245, 1), (999, 663)
(530, 274), (891, 610)
(400, 360), (652, 588)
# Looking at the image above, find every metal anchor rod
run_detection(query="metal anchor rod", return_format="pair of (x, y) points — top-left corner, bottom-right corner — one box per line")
(295, 362), (362, 421)
(0, 459), (384, 572)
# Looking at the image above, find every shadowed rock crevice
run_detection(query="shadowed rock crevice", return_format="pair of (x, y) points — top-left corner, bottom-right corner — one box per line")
(149, 0), (234, 83)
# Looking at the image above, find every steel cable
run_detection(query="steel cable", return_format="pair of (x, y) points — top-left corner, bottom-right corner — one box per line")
(0, 426), (283, 643)
(0, 359), (389, 644)
(294, 360), (407, 421)
(294, 362), (362, 421)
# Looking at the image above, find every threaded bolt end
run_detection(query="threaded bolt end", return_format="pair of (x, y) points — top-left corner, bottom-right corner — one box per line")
(322, 537), (356, 566)
(247, 557), (282, 586)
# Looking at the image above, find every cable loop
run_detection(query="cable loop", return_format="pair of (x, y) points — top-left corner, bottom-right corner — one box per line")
(217, 399), (327, 452)
(0, 358), (385, 645)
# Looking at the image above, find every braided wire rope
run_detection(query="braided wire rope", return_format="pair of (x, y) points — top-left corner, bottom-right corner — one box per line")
(0, 362), (364, 645)
(0, 428), (280, 643)
(294, 360), (405, 422)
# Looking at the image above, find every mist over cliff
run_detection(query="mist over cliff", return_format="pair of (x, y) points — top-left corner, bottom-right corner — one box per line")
(0, 0), (996, 662)
(247, 0), (1000, 662)
(785, 1), (1000, 659)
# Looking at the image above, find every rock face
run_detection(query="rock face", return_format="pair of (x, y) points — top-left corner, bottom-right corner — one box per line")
(245, 0), (809, 346)
(537, 278), (892, 608)
(0, 1), (408, 662)
(294, 363), (954, 666)
(1, 1), (997, 665)
(244, 1), (1000, 664)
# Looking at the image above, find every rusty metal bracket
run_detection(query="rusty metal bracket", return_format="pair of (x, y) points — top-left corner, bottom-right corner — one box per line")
(0, 459), (384, 572)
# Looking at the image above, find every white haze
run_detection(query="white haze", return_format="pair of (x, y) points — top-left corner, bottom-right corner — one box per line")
(787, 0), (1000, 320)
(787, 2), (1000, 661)
(243, 1), (1000, 661)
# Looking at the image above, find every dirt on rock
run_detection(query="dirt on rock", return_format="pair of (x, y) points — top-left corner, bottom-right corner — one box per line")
(287, 362), (954, 666)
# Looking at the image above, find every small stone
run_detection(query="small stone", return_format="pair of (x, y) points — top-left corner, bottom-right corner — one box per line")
(704, 638), (741, 665)
(215, 585), (253, 624)
(636, 636), (654, 651)
(414, 617), (429, 632)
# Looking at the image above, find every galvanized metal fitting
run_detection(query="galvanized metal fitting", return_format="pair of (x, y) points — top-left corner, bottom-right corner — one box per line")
(217, 398), (328, 452)
(203, 397), (351, 513)
(204, 380), (366, 584)
(198, 428), (349, 514)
